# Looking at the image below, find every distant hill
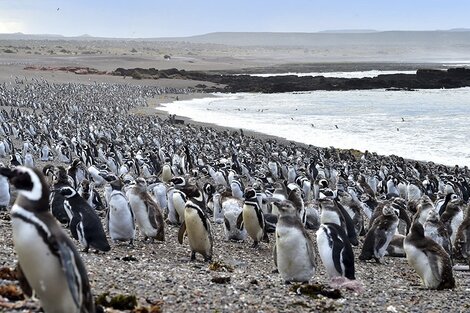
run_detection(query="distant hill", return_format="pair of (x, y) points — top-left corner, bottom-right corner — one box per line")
(1, 30), (470, 47)
(176, 31), (470, 47)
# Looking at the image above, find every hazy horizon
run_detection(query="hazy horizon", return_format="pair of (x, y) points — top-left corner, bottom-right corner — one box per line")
(1, 0), (470, 38)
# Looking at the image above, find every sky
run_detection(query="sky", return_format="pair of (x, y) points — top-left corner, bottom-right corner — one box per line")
(0, 0), (469, 38)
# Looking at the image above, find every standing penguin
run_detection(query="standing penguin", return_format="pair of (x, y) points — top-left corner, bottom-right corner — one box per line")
(178, 198), (213, 262)
(454, 205), (470, 269)
(440, 196), (464, 245)
(359, 204), (399, 263)
(404, 220), (455, 289)
(126, 177), (165, 242)
(237, 187), (269, 248)
(0, 163), (10, 209)
(107, 179), (135, 245)
(0, 166), (95, 313)
(273, 200), (316, 283)
(424, 209), (452, 256)
(59, 186), (111, 253)
(316, 223), (356, 280)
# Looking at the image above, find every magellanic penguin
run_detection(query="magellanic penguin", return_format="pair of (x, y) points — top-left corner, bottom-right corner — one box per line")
(440, 195), (464, 246)
(126, 177), (165, 242)
(0, 166), (95, 313)
(454, 205), (470, 269)
(237, 187), (269, 248)
(424, 209), (452, 257)
(178, 198), (213, 262)
(107, 179), (135, 245)
(359, 204), (399, 263)
(0, 163), (10, 209)
(273, 200), (316, 283)
(316, 223), (356, 280)
(404, 219), (455, 289)
(59, 186), (111, 253)
(318, 197), (359, 246)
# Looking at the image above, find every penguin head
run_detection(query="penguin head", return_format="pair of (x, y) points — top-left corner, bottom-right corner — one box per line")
(426, 209), (439, 223)
(135, 177), (147, 190)
(277, 200), (297, 217)
(0, 166), (49, 203)
(59, 186), (77, 198)
(243, 187), (257, 200)
(382, 204), (397, 216)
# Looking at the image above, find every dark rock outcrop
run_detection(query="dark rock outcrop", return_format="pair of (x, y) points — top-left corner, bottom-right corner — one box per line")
(113, 67), (470, 93)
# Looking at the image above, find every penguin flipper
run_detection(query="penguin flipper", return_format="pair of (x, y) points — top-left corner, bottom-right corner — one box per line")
(236, 212), (243, 229)
(178, 221), (186, 244)
(273, 244), (278, 268)
(374, 229), (388, 257)
(15, 262), (33, 298)
(56, 240), (82, 307)
(425, 247), (447, 284)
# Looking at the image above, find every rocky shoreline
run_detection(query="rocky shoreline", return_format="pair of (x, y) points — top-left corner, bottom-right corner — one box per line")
(111, 67), (470, 93)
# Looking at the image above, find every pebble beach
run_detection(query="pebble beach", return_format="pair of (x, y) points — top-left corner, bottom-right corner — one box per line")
(0, 43), (469, 313)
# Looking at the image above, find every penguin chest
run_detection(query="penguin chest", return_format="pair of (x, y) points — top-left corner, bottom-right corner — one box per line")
(320, 210), (341, 226)
(109, 197), (135, 240)
(172, 192), (186, 223)
(316, 227), (342, 278)
(424, 224), (441, 245)
(128, 194), (157, 237)
(11, 212), (77, 312)
(184, 208), (211, 253)
(276, 225), (314, 282)
(376, 221), (399, 258)
(450, 212), (464, 244)
(404, 241), (441, 288)
(243, 205), (263, 241)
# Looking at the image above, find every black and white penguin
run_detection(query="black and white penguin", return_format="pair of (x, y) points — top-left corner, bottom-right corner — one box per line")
(0, 163), (10, 209)
(178, 198), (213, 262)
(237, 187), (269, 248)
(404, 220), (455, 289)
(0, 166), (95, 312)
(440, 195), (464, 245)
(424, 209), (452, 256)
(107, 179), (135, 245)
(316, 223), (355, 280)
(126, 177), (165, 242)
(50, 166), (73, 224)
(318, 198), (359, 246)
(213, 192), (247, 241)
(359, 204), (399, 263)
(59, 186), (111, 253)
(273, 200), (316, 283)
(454, 205), (470, 269)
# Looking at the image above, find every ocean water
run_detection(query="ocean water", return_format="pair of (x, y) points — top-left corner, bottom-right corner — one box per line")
(159, 87), (470, 167)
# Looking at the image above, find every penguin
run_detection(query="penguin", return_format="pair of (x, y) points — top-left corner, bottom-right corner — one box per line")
(78, 179), (104, 212)
(424, 209), (452, 256)
(0, 163), (10, 209)
(237, 187), (269, 248)
(50, 166), (73, 224)
(404, 220), (455, 289)
(126, 177), (165, 242)
(273, 200), (316, 283)
(440, 195), (464, 245)
(178, 198), (213, 262)
(318, 198), (359, 246)
(316, 223), (355, 280)
(167, 187), (187, 225)
(0, 166), (95, 313)
(59, 186), (111, 253)
(359, 204), (399, 263)
(215, 193), (247, 241)
(385, 234), (406, 257)
(454, 205), (470, 269)
(107, 179), (135, 245)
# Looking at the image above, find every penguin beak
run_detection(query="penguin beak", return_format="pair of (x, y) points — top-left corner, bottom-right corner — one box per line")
(0, 167), (13, 178)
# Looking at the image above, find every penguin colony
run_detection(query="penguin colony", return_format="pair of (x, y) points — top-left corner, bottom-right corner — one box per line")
(0, 79), (470, 312)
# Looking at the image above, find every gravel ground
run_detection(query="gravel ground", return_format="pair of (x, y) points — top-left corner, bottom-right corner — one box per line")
(1, 200), (470, 313)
